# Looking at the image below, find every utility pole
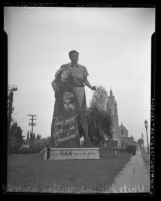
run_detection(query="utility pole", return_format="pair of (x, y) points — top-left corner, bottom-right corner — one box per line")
(8, 85), (18, 131)
(141, 133), (144, 150)
(28, 114), (37, 135)
(144, 120), (149, 153)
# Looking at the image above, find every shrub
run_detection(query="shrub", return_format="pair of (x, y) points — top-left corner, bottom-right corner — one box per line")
(118, 148), (126, 153)
(18, 146), (44, 154)
(17, 138), (50, 154)
(8, 122), (23, 154)
(18, 147), (31, 154)
(126, 145), (136, 154)
(87, 106), (112, 146)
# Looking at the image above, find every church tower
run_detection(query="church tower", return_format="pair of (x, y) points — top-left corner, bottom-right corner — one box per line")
(106, 89), (120, 140)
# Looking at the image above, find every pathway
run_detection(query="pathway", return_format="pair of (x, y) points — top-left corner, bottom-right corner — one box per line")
(107, 150), (150, 193)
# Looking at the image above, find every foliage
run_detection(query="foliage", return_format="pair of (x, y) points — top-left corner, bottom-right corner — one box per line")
(36, 134), (41, 140)
(89, 86), (108, 111)
(87, 86), (112, 146)
(137, 138), (144, 149)
(8, 122), (23, 154)
(18, 137), (50, 154)
(125, 144), (136, 154)
(129, 136), (135, 141)
(87, 106), (112, 146)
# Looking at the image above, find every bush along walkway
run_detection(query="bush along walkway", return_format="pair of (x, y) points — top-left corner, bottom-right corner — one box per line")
(107, 150), (150, 193)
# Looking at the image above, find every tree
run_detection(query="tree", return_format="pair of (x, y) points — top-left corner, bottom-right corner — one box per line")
(130, 136), (135, 141)
(87, 86), (112, 146)
(36, 134), (41, 140)
(137, 138), (144, 149)
(89, 86), (108, 111)
(87, 106), (112, 146)
(27, 131), (29, 141)
(7, 85), (18, 130)
(8, 122), (23, 154)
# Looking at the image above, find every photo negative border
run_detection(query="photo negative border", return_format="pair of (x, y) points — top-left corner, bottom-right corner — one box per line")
(2, 0), (158, 197)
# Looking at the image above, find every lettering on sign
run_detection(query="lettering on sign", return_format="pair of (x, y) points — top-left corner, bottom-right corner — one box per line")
(52, 115), (78, 147)
(47, 148), (100, 160)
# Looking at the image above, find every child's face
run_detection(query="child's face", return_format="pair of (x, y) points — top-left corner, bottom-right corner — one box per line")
(61, 71), (69, 81)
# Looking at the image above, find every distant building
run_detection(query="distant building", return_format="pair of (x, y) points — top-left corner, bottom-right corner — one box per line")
(119, 123), (128, 138)
(106, 89), (120, 141)
(106, 89), (136, 149)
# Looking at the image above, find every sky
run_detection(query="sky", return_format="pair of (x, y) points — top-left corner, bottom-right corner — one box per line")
(4, 7), (155, 145)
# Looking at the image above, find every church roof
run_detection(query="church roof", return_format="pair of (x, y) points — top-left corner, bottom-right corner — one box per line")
(119, 123), (128, 132)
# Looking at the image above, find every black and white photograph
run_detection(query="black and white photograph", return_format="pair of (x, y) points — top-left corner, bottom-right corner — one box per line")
(4, 6), (155, 194)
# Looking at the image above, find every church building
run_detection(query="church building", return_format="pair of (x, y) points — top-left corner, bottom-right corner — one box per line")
(106, 89), (130, 149)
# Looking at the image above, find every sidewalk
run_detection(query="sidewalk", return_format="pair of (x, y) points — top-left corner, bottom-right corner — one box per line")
(107, 150), (150, 193)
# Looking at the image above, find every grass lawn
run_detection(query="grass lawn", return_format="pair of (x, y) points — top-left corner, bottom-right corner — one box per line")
(141, 150), (150, 173)
(7, 151), (132, 193)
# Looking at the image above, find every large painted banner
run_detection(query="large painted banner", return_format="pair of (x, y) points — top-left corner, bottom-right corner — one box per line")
(51, 114), (80, 148)
(51, 69), (81, 147)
